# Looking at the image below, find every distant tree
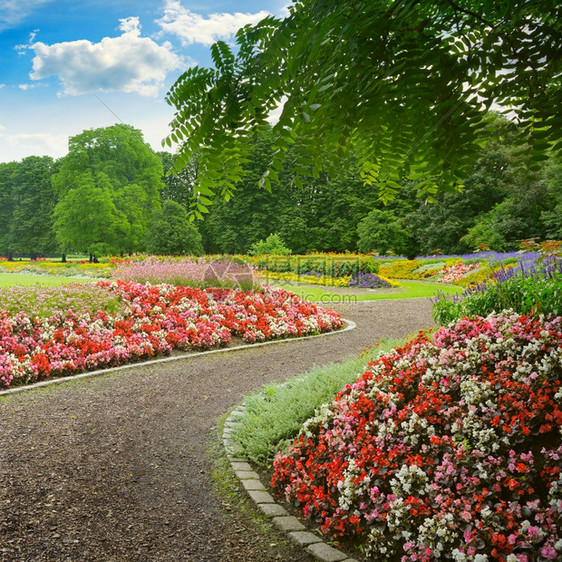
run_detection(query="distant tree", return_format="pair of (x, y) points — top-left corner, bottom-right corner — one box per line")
(53, 171), (127, 259)
(114, 183), (149, 254)
(540, 158), (562, 240)
(157, 151), (198, 210)
(0, 162), (19, 259)
(165, 1), (562, 212)
(460, 215), (508, 252)
(414, 146), (512, 254)
(146, 200), (203, 255)
(462, 175), (552, 251)
(413, 115), (527, 254)
(201, 129), (378, 254)
(357, 209), (414, 257)
(53, 124), (163, 258)
(0, 157), (59, 259)
(9, 156), (59, 258)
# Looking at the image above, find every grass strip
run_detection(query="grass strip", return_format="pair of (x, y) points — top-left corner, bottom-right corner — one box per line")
(269, 279), (462, 302)
(231, 339), (407, 467)
(0, 273), (90, 287)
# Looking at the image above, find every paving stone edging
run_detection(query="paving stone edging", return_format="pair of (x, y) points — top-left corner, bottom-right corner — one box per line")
(223, 404), (360, 562)
(0, 318), (356, 397)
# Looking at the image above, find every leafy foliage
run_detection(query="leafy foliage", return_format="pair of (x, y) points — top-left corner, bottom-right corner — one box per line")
(196, 129), (376, 254)
(432, 257), (562, 324)
(146, 200), (204, 255)
(232, 340), (405, 466)
(53, 124), (163, 256)
(165, 1), (562, 212)
(357, 209), (413, 257)
(248, 233), (292, 256)
(0, 157), (59, 258)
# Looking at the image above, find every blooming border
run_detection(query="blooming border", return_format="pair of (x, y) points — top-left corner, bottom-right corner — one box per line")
(0, 318), (356, 397)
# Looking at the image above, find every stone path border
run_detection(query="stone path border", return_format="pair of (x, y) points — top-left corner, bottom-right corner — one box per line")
(0, 318), (356, 397)
(223, 405), (360, 562)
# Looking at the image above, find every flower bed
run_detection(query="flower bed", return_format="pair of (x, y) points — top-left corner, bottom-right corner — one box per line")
(111, 256), (257, 290)
(259, 270), (399, 289)
(437, 262), (481, 284)
(379, 260), (426, 280)
(272, 312), (562, 561)
(0, 281), (342, 390)
(433, 257), (562, 325)
(0, 259), (110, 277)
(348, 272), (396, 289)
(259, 270), (352, 287)
(250, 253), (379, 277)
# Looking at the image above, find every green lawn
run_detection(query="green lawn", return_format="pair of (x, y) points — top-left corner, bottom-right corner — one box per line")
(0, 273), (463, 302)
(0, 273), (90, 287)
(270, 279), (463, 302)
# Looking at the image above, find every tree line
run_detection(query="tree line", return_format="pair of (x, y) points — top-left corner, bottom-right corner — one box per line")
(0, 118), (560, 261)
(0, 125), (203, 261)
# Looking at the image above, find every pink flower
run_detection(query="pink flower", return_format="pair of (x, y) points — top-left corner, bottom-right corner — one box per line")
(541, 545), (558, 559)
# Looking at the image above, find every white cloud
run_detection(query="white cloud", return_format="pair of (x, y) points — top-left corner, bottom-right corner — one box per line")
(0, 0), (52, 31)
(157, 0), (269, 46)
(279, 3), (291, 18)
(28, 17), (184, 97)
(0, 131), (68, 159)
(15, 29), (39, 53)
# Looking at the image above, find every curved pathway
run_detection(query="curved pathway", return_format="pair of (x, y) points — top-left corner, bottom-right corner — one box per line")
(0, 299), (435, 561)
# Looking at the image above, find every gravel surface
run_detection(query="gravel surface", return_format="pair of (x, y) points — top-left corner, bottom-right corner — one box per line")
(0, 298), (435, 561)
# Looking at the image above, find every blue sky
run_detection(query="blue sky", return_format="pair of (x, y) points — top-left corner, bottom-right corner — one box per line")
(0, 0), (288, 163)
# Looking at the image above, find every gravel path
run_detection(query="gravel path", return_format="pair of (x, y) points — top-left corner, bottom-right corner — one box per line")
(0, 299), (435, 561)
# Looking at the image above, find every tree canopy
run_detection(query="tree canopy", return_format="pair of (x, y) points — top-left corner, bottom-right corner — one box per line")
(0, 157), (59, 259)
(53, 171), (127, 257)
(146, 200), (204, 255)
(165, 0), (562, 215)
(53, 124), (163, 256)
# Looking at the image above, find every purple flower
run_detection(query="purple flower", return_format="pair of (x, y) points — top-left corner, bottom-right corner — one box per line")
(348, 272), (392, 289)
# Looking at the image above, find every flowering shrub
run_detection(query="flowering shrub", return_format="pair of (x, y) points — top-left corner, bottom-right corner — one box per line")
(272, 312), (562, 561)
(0, 281), (342, 390)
